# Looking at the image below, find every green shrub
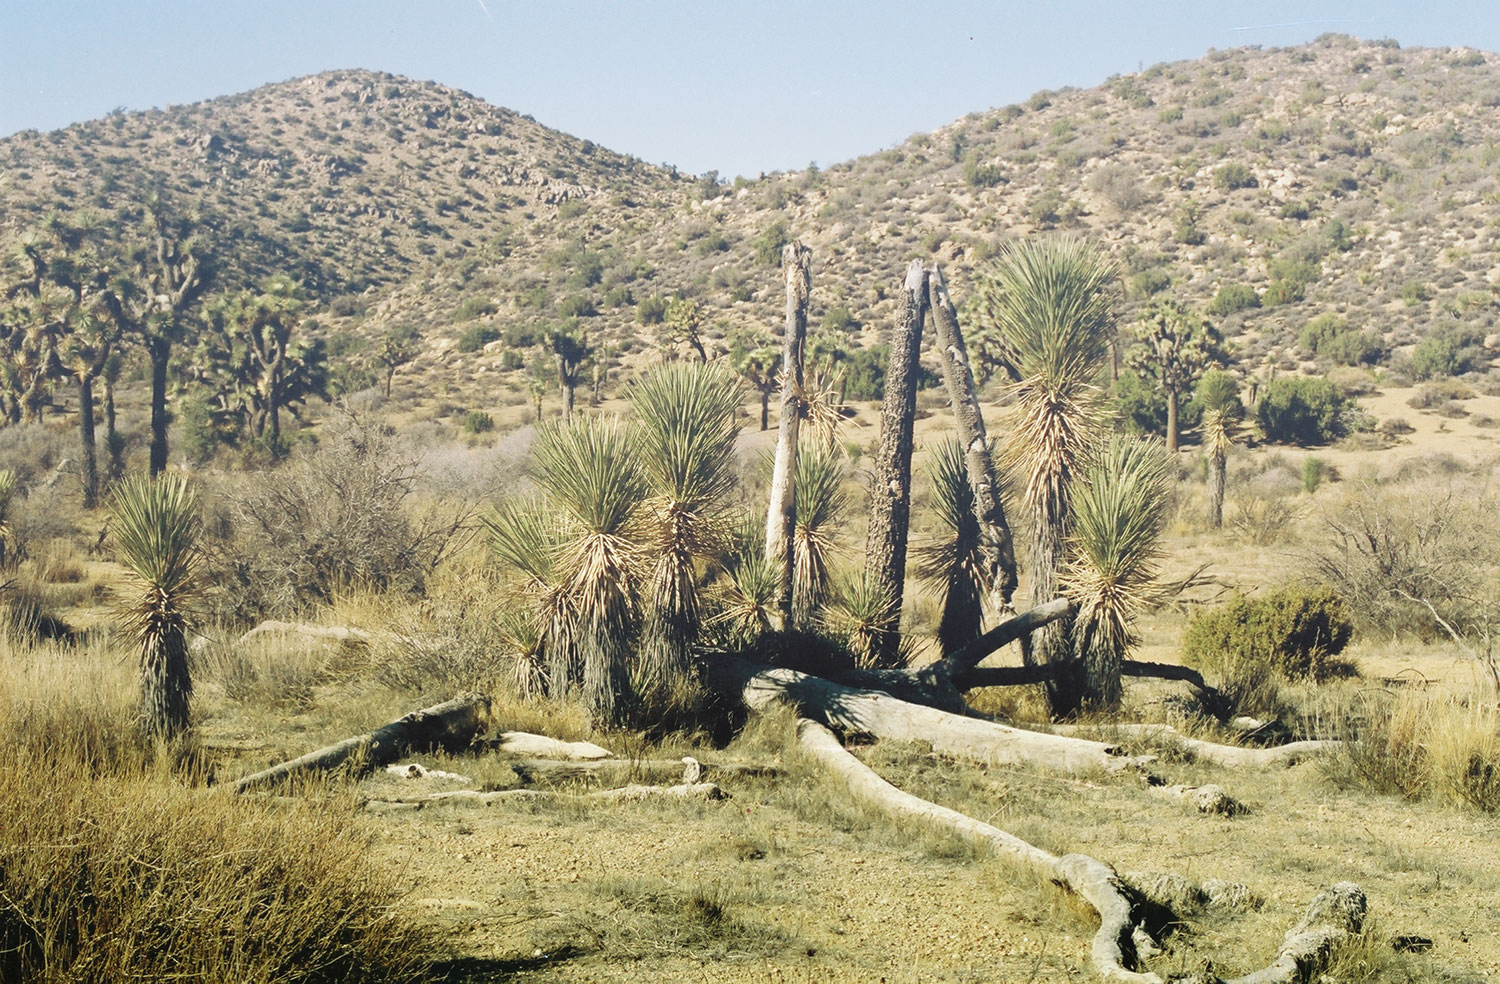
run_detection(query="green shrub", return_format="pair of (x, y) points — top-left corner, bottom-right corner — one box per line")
(500, 349), (524, 371)
(843, 345), (888, 400)
(1110, 370), (1203, 437)
(501, 324), (536, 348)
(1182, 583), (1353, 683)
(456, 324), (500, 353)
(1302, 455), (1325, 494)
(557, 293), (597, 318)
(1255, 376), (1348, 445)
(1128, 268), (1171, 299)
(753, 221), (790, 268)
(1212, 162), (1255, 190)
(1206, 283), (1260, 316)
(462, 410), (495, 435)
(961, 153), (1006, 188)
(454, 295), (497, 321)
(1261, 279), (1305, 307)
(1410, 327), (1486, 380)
(821, 304), (857, 333)
(636, 295), (669, 325)
(1299, 314), (1385, 366)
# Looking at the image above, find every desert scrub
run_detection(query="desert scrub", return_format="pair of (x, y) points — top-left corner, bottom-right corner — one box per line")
(1182, 583), (1353, 683)
(0, 640), (433, 982)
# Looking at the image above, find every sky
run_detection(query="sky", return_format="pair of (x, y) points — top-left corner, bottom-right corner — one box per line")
(3, 1), (1498, 180)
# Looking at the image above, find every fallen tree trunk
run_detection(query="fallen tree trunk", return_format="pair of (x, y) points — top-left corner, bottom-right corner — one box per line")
(365, 782), (728, 811)
(234, 693), (491, 793)
(1176, 883), (1366, 984)
(711, 656), (1150, 774)
(237, 620), (378, 646)
(796, 719), (1163, 984)
(488, 732), (612, 760)
(506, 758), (777, 785)
(1047, 723), (1338, 769)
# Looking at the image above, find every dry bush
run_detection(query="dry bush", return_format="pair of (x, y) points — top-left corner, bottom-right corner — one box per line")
(1309, 481), (1500, 639)
(204, 406), (469, 622)
(0, 636), (434, 982)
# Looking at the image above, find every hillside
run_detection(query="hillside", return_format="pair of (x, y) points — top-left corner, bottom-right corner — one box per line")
(5, 35), (1500, 409)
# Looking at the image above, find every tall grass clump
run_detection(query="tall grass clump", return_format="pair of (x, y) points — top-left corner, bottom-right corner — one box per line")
(1325, 689), (1500, 812)
(0, 640), (433, 983)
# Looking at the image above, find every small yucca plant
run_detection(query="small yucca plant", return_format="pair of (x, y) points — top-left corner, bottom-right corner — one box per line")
(110, 473), (202, 740)
(1196, 370), (1243, 529)
(629, 363), (741, 711)
(710, 514), (779, 648)
(823, 570), (905, 670)
(1060, 437), (1169, 709)
(483, 497), (564, 698)
(531, 414), (646, 727)
(915, 438), (987, 657)
(792, 441), (848, 628)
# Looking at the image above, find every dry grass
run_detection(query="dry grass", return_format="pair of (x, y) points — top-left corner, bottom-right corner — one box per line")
(0, 635), (436, 983)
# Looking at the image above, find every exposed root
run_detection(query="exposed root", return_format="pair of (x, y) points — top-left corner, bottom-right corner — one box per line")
(1048, 723), (1338, 769)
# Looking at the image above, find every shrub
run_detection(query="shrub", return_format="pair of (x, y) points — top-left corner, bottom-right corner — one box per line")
(752, 220), (790, 267)
(1301, 455), (1325, 494)
(556, 293), (597, 318)
(462, 410), (495, 434)
(821, 304), (857, 333)
(1206, 283), (1260, 316)
(1110, 370), (1203, 437)
(1181, 583), (1353, 683)
(1255, 376), (1348, 445)
(454, 295), (497, 321)
(1128, 268), (1171, 299)
(636, 295), (669, 324)
(1409, 327), (1486, 380)
(456, 323), (499, 353)
(961, 153), (1006, 188)
(1212, 161), (1256, 190)
(204, 408), (461, 621)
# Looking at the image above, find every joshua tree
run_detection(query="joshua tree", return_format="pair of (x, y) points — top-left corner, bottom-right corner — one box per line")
(792, 440), (848, 628)
(731, 340), (780, 431)
(1196, 370), (1243, 528)
(111, 473), (202, 740)
(664, 297), (708, 363)
(58, 308), (121, 508)
(484, 496), (564, 698)
(548, 323), (590, 419)
(630, 362), (741, 709)
(376, 326), (418, 397)
(1061, 437), (1169, 708)
(916, 438), (987, 657)
(973, 235), (1118, 715)
(1126, 300), (1226, 453)
(530, 414), (645, 727)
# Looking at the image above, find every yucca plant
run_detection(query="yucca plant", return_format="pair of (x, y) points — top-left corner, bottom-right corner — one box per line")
(629, 362), (742, 711)
(530, 414), (645, 727)
(710, 513), (780, 648)
(0, 468), (16, 569)
(483, 497), (564, 698)
(792, 440), (849, 628)
(1196, 370), (1243, 529)
(915, 438), (989, 657)
(823, 570), (906, 670)
(973, 235), (1118, 714)
(110, 473), (202, 740)
(1060, 437), (1170, 709)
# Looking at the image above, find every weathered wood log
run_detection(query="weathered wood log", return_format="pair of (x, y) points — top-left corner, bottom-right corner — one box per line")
(1046, 723), (1338, 769)
(506, 758), (778, 785)
(234, 693), (491, 793)
(490, 732), (612, 760)
(864, 261), (929, 665)
(796, 719), (1162, 984)
(365, 782), (729, 811)
(765, 241), (812, 630)
(711, 656), (1150, 774)
(927, 263), (1018, 614)
(1174, 883), (1367, 984)
(237, 621), (378, 646)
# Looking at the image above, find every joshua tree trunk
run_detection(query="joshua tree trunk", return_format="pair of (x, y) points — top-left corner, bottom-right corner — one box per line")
(1166, 389), (1180, 453)
(140, 615), (191, 740)
(77, 376), (99, 509)
(759, 389), (771, 431)
(765, 242), (811, 630)
(1209, 449), (1227, 528)
(864, 261), (928, 667)
(148, 337), (171, 476)
(928, 264), (1019, 617)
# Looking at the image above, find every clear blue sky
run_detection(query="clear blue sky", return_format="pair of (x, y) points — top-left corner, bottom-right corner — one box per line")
(2, 1), (1496, 179)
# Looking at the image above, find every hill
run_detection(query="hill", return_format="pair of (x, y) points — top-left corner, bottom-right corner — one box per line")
(5, 35), (1500, 412)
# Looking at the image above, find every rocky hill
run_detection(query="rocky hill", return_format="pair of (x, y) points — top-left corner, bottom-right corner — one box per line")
(5, 35), (1500, 408)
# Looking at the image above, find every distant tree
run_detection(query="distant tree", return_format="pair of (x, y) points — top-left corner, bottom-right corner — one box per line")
(731, 338), (780, 430)
(548, 321), (590, 419)
(1195, 370), (1243, 528)
(196, 276), (328, 449)
(1125, 300), (1226, 452)
(663, 297), (707, 362)
(376, 325), (419, 397)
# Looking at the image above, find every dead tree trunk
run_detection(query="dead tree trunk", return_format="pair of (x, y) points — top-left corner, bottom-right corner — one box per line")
(927, 264), (1018, 618)
(234, 693), (491, 792)
(765, 241), (812, 631)
(796, 719), (1164, 984)
(864, 261), (928, 665)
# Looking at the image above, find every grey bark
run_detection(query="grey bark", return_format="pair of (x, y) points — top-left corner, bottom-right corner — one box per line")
(864, 261), (928, 665)
(234, 692), (491, 792)
(77, 376), (99, 509)
(1209, 450), (1226, 528)
(765, 241), (811, 630)
(927, 264), (1019, 615)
